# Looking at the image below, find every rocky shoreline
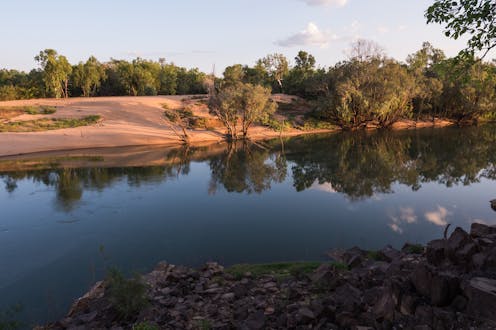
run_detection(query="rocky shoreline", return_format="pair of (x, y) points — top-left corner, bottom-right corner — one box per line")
(41, 223), (496, 329)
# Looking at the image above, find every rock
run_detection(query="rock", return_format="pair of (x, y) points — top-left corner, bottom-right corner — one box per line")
(311, 263), (335, 283)
(379, 245), (401, 262)
(333, 284), (362, 311)
(298, 306), (316, 322)
(450, 295), (467, 311)
(400, 295), (417, 315)
(429, 271), (459, 306)
(446, 227), (471, 254)
(411, 263), (432, 297)
(373, 286), (395, 321)
(426, 239), (446, 265)
(471, 222), (496, 237)
(462, 277), (496, 322)
(242, 310), (266, 330)
(415, 305), (433, 325)
(455, 242), (478, 263)
(402, 243), (424, 254)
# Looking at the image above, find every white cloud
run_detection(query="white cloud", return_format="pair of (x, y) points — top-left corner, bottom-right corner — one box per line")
(425, 206), (451, 226)
(310, 181), (337, 193)
(398, 25), (407, 31)
(276, 22), (337, 48)
(388, 207), (418, 234)
(299, 0), (349, 6)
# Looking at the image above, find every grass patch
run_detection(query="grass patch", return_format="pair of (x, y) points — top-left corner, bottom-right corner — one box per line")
(106, 268), (149, 320)
(163, 105), (208, 129)
(0, 105), (56, 119)
(261, 116), (293, 132)
(226, 261), (323, 279)
(0, 115), (100, 132)
(403, 243), (424, 254)
(132, 322), (159, 330)
(301, 118), (336, 131)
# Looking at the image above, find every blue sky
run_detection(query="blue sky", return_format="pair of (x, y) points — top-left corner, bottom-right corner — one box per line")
(0, 0), (474, 73)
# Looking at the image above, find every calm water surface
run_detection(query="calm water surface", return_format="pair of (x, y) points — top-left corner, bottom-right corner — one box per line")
(1, 126), (496, 326)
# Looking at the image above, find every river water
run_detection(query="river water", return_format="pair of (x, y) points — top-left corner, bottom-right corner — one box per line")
(1, 125), (496, 326)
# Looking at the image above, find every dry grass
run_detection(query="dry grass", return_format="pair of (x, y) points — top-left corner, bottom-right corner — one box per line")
(0, 105), (56, 120)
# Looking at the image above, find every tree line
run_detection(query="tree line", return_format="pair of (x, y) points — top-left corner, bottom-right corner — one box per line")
(0, 49), (208, 100)
(1, 41), (496, 132)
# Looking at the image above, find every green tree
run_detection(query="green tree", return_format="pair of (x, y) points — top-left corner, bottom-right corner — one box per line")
(72, 56), (106, 97)
(406, 42), (445, 120)
(239, 84), (276, 137)
(35, 49), (73, 98)
(426, 0), (496, 58)
(259, 54), (289, 92)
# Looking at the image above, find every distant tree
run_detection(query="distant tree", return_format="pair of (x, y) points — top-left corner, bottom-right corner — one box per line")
(294, 50), (316, 73)
(435, 57), (496, 123)
(285, 50), (318, 97)
(407, 42), (446, 120)
(208, 85), (241, 139)
(243, 62), (269, 86)
(72, 56), (106, 97)
(426, 0), (496, 58)
(347, 39), (385, 62)
(35, 49), (73, 98)
(158, 61), (178, 95)
(223, 64), (245, 86)
(259, 54), (289, 92)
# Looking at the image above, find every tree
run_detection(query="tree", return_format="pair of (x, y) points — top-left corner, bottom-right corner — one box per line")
(239, 84), (276, 137)
(294, 50), (316, 73)
(35, 49), (73, 98)
(223, 64), (245, 85)
(407, 42), (446, 120)
(259, 54), (289, 92)
(426, 0), (496, 58)
(72, 56), (106, 97)
(209, 82), (276, 139)
(318, 57), (415, 129)
(347, 39), (385, 62)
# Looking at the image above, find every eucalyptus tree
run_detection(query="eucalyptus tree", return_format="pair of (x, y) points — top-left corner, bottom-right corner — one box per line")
(259, 53), (289, 92)
(35, 49), (73, 98)
(72, 56), (106, 97)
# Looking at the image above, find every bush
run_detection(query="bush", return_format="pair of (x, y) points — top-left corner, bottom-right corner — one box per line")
(105, 268), (149, 320)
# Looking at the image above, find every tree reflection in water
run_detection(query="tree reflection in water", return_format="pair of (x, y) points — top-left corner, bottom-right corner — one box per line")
(2, 125), (496, 207)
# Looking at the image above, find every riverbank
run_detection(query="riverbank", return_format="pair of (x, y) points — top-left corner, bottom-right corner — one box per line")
(40, 223), (496, 329)
(0, 95), (454, 157)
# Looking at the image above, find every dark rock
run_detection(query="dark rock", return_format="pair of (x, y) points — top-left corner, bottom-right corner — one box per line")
(471, 222), (496, 237)
(450, 295), (467, 311)
(446, 227), (471, 255)
(334, 283), (362, 311)
(400, 295), (418, 315)
(430, 271), (460, 306)
(472, 252), (487, 269)
(426, 239), (446, 265)
(373, 286), (395, 321)
(379, 245), (401, 262)
(455, 242), (478, 263)
(242, 310), (266, 330)
(415, 305), (433, 325)
(297, 306), (315, 322)
(411, 263), (432, 297)
(462, 277), (496, 322)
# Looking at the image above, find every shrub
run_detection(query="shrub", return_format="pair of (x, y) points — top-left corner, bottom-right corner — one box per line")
(105, 268), (149, 320)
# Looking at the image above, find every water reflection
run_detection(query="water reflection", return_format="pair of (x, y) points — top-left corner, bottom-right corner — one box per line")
(2, 125), (496, 203)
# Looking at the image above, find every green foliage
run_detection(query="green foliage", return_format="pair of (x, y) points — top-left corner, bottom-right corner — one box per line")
(72, 56), (106, 97)
(259, 53), (289, 92)
(0, 115), (100, 132)
(106, 268), (149, 320)
(226, 261), (323, 279)
(261, 116), (293, 131)
(35, 49), (73, 98)
(426, 0), (496, 58)
(317, 57), (416, 129)
(404, 244), (424, 254)
(209, 82), (276, 138)
(132, 322), (159, 330)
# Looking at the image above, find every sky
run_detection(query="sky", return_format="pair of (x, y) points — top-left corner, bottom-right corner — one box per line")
(0, 0), (477, 74)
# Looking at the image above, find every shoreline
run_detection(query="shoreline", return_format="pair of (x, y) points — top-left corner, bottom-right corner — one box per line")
(41, 223), (496, 329)
(0, 95), (456, 158)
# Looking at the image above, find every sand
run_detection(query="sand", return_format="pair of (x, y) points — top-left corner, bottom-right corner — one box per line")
(0, 95), (328, 157)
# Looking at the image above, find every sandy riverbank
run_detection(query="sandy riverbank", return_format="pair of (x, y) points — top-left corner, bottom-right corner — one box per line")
(0, 95), (453, 157)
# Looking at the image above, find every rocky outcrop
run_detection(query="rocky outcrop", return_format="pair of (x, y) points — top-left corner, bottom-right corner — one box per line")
(42, 223), (496, 329)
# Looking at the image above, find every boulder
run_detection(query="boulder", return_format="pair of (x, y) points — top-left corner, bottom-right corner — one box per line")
(446, 227), (471, 253)
(470, 222), (496, 238)
(462, 277), (496, 322)
(426, 239), (446, 265)
(429, 271), (460, 306)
